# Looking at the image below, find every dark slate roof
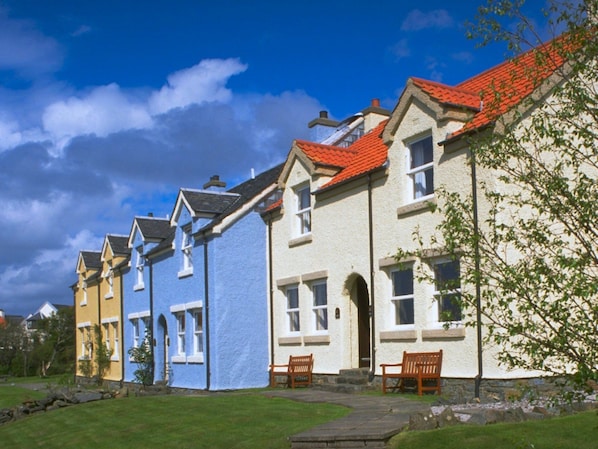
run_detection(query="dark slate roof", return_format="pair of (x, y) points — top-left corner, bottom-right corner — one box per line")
(81, 251), (101, 270)
(107, 235), (131, 256)
(181, 189), (241, 215)
(135, 217), (172, 241)
(146, 227), (176, 257)
(203, 163), (284, 229)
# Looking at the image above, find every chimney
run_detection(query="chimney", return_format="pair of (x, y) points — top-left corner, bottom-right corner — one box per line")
(371, 98), (380, 108)
(319, 111), (328, 119)
(148, 212), (154, 217)
(203, 175), (226, 190)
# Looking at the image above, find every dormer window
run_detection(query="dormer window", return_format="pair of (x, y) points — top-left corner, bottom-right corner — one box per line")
(135, 247), (144, 290)
(408, 135), (434, 200)
(178, 225), (193, 278)
(295, 185), (311, 236)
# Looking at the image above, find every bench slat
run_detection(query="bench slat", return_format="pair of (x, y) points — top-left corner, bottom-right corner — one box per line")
(381, 350), (442, 396)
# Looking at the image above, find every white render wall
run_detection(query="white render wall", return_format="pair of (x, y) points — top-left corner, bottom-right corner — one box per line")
(270, 158), (373, 374)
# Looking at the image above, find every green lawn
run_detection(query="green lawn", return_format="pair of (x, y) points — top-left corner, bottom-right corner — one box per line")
(390, 410), (598, 449)
(0, 392), (350, 449)
(0, 385), (47, 408)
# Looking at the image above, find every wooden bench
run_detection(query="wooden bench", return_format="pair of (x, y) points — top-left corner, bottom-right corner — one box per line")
(381, 350), (443, 396)
(270, 354), (314, 388)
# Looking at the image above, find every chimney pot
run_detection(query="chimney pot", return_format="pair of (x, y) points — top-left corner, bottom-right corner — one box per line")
(371, 98), (380, 108)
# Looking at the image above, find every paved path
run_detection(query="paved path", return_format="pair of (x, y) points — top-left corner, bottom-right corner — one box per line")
(263, 389), (432, 448)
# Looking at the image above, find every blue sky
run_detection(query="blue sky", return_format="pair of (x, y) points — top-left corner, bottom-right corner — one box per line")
(0, 0), (551, 316)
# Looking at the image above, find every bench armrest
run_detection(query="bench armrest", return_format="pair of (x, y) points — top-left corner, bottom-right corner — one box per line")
(270, 364), (290, 370)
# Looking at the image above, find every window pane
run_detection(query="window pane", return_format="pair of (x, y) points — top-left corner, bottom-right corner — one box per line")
(410, 136), (433, 168)
(316, 308), (328, 330)
(299, 187), (310, 210)
(314, 283), (327, 306)
(287, 287), (298, 309)
(392, 269), (413, 296)
(434, 260), (460, 289)
(439, 293), (462, 321)
(395, 298), (414, 325)
(289, 311), (300, 332)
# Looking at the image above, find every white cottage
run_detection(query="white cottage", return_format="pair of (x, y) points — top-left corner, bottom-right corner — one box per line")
(265, 36), (576, 397)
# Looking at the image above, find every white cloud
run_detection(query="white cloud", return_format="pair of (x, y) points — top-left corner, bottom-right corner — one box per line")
(42, 83), (153, 147)
(401, 9), (454, 31)
(148, 58), (248, 114)
(389, 39), (411, 61)
(0, 118), (22, 151)
(452, 51), (474, 64)
(0, 8), (63, 76)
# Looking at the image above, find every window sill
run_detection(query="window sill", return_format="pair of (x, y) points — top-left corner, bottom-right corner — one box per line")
(396, 196), (436, 217)
(303, 334), (330, 345)
(278, 336), (302, 346)
(79, 301), (87, 307)
(104, 293), (114, 299)
(171, 355), (187, 364)
(379, 330), (417, 342)
(187, 355), (204, 364)
(110, 356), (120, 362)
(177, 268), (193, 279)
(134, 283), (145, 291)
(422, 327), (465, 340)
(288, 234), (312, 248)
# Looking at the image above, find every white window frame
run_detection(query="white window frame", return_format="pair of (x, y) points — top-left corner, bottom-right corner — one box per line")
(104, 264), (114, 299)
(286, 285), (300, 334)
(132, 318), (140, 348)
(433, 259), (462, 324)
(112, 322), (119, 361)
(406, 135), (434, 201)
(179, 225), (194, 277)
(81, 282), (88, 306)
(312, 281), (328, 333)
(390, 266), (415, 327)
(135, 247), (144, 290)
(176, 312), (186, 355)
(103, 323), (111, 353)
(189, 308), (204, 363)
(295, 185), (311, 236)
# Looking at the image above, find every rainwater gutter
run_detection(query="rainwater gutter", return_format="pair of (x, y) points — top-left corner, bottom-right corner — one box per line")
(203, 237), (211, 391)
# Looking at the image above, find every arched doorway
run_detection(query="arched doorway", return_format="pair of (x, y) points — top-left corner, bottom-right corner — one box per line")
(156, 314), (169, 384)
(350, 276), (371, 368)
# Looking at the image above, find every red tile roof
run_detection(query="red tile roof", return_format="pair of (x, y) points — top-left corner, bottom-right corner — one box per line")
(319, 120), (389, 191)
(295, 140), (358, 168)
(411, 78), (481, 111)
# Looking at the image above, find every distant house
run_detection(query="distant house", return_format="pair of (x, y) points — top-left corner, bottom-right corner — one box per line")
(22, 301), (71, 332)
(124, 165), (283, 390)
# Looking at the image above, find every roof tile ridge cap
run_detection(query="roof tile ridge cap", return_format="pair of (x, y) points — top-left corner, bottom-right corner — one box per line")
(411, 76), (478, 97)
(181, 187), (240, 197)
(295, 139), (347, 151)
(455, 34), (567, 89)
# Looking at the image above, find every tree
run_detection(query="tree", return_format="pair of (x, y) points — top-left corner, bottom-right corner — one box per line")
(128, 329), (154, 386)
(402, 0), (597, 395)
(0, 320), (27, 375)
(34, 307), (75, 376)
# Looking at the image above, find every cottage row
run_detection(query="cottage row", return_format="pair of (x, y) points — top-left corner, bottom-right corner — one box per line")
(73, 38), (571, 392)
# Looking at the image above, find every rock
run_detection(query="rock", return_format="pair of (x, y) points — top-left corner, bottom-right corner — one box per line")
(437, 407), (460, 427)
(74, 391), (103, 403)
(409, 410), (438, 431)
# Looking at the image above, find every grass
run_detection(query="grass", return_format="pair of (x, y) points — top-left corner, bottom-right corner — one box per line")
(0, 392), (350, 449)
(0, 385), (47, 408)
(390, 410), (598, 449)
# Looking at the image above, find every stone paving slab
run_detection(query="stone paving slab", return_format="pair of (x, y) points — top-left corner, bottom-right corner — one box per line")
(263, 389), (433, 448)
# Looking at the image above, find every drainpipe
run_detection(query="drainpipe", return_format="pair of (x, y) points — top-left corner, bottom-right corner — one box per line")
(118, 269), (125, 384)
(148, 257), (155, 384)
(203, 238), (211, 390)
(367, 173), (376, 381)
(72, 284), (77, 384)
(471, 150), (483, 399)
(267, 217), (275, 368)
